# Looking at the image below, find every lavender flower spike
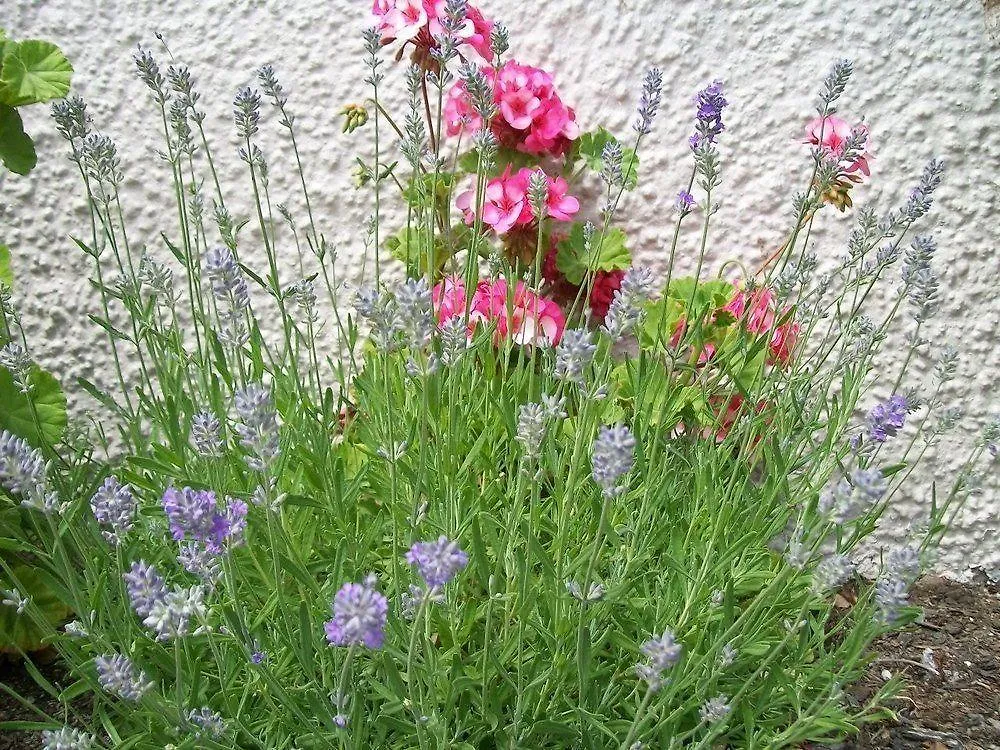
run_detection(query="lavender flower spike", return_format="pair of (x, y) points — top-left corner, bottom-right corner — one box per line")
(94, 653), (154, 701)
(41, 727), (94, 750)
(635, 630), (682, 692)
(407, 536), (469, 588)
(0, 429), (59, 514)
(234, 383), (281, 471)
(90, 476), (136, 544)
(634, 66), (663, 136)
(692, 79), (728, 145)
(591, 424), (636, 496)
(188, 707), (226, 738)
(325, 576), (389, 649)
(868, 394), (908, 442)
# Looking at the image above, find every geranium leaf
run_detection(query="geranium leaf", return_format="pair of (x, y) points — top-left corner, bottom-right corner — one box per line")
(0, 365), (67, 448)
(0, 103), (36, 174)
(0, 563), (73, 653)
(555, 222), (631, 285)
(0, 40), (73, 107)
(572, 128), (639, 190)
(0, 243), (12, 288)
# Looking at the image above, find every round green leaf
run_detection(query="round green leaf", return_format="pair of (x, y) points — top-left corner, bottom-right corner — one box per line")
(0, 40), (73, 107)
(0, 365), (67, 448)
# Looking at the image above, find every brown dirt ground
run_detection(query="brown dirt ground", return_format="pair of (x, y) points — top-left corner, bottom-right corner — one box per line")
(1, 576), (997, 749)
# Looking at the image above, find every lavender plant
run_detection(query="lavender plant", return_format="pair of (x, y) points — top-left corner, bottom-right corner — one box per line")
(0, 3), (994, 749)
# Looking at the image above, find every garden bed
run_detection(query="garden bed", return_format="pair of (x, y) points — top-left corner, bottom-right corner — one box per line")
(3, 576), (997, 749)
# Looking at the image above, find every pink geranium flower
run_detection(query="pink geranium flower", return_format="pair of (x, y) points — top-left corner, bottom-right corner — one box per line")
(372, 0), (493, 62)
(723, 286), (776, 334)
(371, 0), (428, 43)
(768, 317), (800, 366)
(444, 60), (579, 157)
(456, 168), (578, 235)
(432, 275), (468, 322)
(470, 278), (565, 347)
(804, 115), (873, 177)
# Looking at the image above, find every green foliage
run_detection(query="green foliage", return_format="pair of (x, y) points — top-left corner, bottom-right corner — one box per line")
(0, 34), (72, 175)
(572, 128), (639, 190)
(555, 222), (631, 284)
(0, 103), (36, 174)
(0, 39), (73, 107)
(0, 562), (72, 653)
(0, 243), (12, 287)
(0, 366), (68, 449)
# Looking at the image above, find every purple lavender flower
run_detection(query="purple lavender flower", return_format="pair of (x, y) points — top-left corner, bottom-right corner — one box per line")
(161, 486), (245, 554)
(812, 554), (855, 592)
(251, 649), (266, 665)
(591, 424), (636, 496)
(324, 576), (388, 649)
(90, 476), (136, 544)
(868, 394), (908, 442)
(123, 560), (167, 618)
(94, 654), (153, 701)
(41, 727), (94, 750)
(406, 536), (469, 588)
(178, 542), (223, 586)
(123, 560), (208, 641)
(635, 630), (682, 692)
(1, 429), (58, 514)
(692, 80), (728, 144)
(674, 190), (695, 213)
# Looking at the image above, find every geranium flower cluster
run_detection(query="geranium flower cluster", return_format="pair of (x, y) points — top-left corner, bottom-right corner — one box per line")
(445, 60), (580, 155)
(372, 0), (493, 62)
(456, 166), (579, 235)
(432, 275), (566, 347)
(716, 284), (800, 367)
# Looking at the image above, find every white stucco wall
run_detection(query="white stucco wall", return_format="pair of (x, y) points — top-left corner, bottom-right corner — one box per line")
(2, 1), (997, 577)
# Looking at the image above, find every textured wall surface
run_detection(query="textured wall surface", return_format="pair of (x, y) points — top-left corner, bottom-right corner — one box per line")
(3, 1), (998, 577)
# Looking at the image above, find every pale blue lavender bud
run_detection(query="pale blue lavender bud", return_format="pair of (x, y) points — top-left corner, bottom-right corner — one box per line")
(204, 246), (250, 346)
(188, 707), (225, 738)
(490, 23), (510, 58)
(133, 46), (168, 105)
(591, 424), (636, 496)
(396, 278), (435, 347)
(719, 643), (737, 667)
(0, 342), (31, 390)
(812, 554), (855, 592)
(874, 575), (909, 626)
(406, 536), (468, 588)
(0, 429), (58, 514)
(142, 583), (207, 641)
(191, 411), (223, 456)
(234, 384), (281, 471)
(90, 476), (136, 544)
(633, 67), (663, 136)
(123, 560), (166, 619)
(516, 403), (548, 462)
(699, 694), (732, 724)
(528, 168), (550, 216)
(41, 727), (94, 750)
(439, 316), (468, 364)
(934, 345), (959, 384)
(635, 630), (682, 692)
(601, 266), (655, 340)
(818, 59), (853, 108)
(51, 96), (90, 142)
(1, 588), (30, 614)
(600, 141), (624, 187)
(178, 542), (223, 587)
(554, 329), (596, 385)
(324, 576), (388, 649)
(901, 159), (945, 220)
(289, 279), (318, 323)
(886, 545), (921, 584)
(137, 254), (175, 304)
(233, 87), (261, 139)
(94, 654), (153, 701)
(81, 134), (123, 187)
